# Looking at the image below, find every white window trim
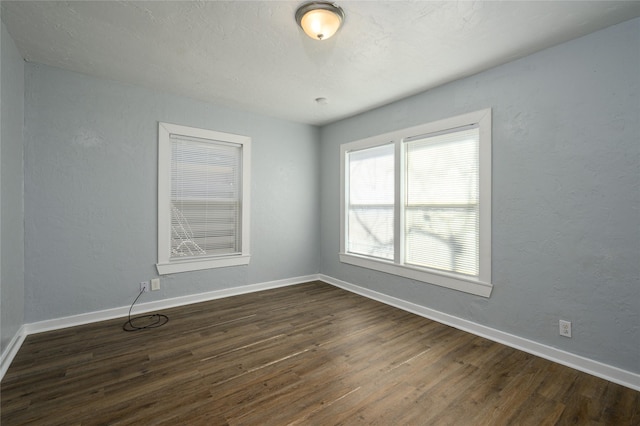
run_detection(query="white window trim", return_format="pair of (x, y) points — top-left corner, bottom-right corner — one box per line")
(339, 109), (492, 297)
(156, 122), (251, 275)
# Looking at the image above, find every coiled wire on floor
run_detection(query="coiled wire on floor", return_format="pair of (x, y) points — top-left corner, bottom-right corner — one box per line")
(122, 289), (169, 332)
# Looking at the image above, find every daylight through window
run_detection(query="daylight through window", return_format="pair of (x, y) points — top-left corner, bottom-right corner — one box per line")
(340, 109), (492, 297)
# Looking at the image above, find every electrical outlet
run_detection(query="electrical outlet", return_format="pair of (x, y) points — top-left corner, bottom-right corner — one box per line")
(151, 278), (160, 291)
(559, 320), (572, 338)
(140, 281), (150, 293)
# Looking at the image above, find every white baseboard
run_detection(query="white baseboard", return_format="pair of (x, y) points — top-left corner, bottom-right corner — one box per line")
(24, 275), (319, 336)
(1, 275), (318, 382)
(1, 325), (27, 381)
(3, 273), (638, 392)
(320, 274), (640, 392)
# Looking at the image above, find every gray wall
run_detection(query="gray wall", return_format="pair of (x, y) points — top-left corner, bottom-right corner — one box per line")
(23, 63), (320, 323)
(1, 21), (25, 353)
(319, 18), (640, 373)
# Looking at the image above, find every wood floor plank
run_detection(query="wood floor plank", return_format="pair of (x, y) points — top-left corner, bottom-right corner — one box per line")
(2, 281), (637, 425)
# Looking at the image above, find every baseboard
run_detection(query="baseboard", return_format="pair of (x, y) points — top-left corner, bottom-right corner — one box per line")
(24, 274), (320, 336)
(2, 275), (320, 382)
(320, 274), (640, 392)
(0, 325), (27, 381)
(5, 273), (638, 392)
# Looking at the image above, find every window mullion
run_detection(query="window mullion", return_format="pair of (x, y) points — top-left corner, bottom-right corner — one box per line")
(340, 147), (348, 255)
(394, 139), (403, 265)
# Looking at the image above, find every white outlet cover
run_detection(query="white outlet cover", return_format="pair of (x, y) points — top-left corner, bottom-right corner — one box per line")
(559, 320), (572, 338)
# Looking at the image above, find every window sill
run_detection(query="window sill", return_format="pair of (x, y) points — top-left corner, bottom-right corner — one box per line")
(156, 255), (250, 275)
(339, 253), (492, 297)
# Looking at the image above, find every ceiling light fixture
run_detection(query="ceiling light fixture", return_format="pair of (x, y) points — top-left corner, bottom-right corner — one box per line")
(295, 2), (345, 41)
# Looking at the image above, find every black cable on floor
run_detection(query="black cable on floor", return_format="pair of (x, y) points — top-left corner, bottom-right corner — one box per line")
(122, 288), (169, 332)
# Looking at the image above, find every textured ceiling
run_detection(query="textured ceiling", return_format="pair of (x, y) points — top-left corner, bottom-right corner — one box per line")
(2, 1), (640, 125)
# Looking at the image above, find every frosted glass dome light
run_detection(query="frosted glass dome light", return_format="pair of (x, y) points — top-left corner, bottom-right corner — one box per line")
(295, 2), (345, 41)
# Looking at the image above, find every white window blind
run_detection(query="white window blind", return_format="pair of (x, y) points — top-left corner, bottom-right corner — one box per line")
(170, 134), (242, 259)
(346, 143), (394, 260)
(157, 122), (251, 275)
(405, 126), (479, 276)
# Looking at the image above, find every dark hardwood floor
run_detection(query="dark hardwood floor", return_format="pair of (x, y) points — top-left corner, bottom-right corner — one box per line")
(2, 281), (638, 425)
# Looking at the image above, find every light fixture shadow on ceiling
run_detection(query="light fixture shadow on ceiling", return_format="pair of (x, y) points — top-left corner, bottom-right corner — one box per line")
(296, 30), (342, 66)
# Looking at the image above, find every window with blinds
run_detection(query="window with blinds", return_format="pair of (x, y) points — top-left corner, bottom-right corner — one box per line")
(157, 122), (251, 275)
(340, 109), (492, 297)
(405, 127), (479, 276)
(171, 135), (241, 258)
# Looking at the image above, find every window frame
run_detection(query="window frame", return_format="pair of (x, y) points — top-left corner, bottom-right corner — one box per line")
(339, 109), (492, 297)
(156, 122), (251, 275)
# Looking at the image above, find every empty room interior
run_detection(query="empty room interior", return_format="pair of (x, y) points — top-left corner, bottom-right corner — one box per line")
(1, 1), (639, 424)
